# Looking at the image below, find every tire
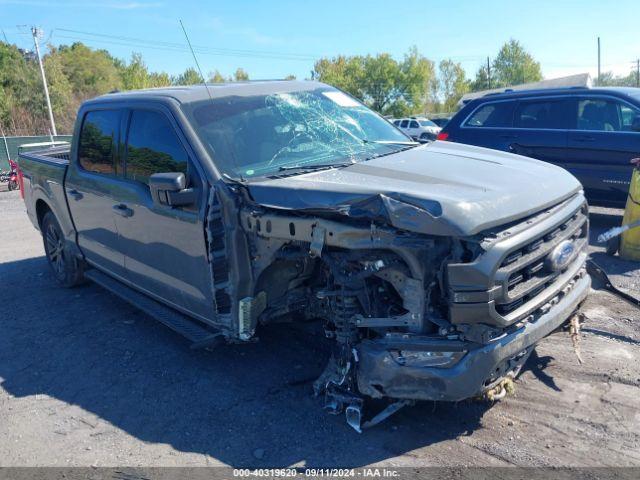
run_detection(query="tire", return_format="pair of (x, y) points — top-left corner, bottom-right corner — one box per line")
(419, 132), (434, 142)
(42, 211), (85, 287)
(8, 180), (17, 191)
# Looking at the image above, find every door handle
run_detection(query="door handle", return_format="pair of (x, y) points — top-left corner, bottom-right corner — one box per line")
(575, 135), (595, 142)
(112, 203), (133, 218)
(67, 189), (83, 201)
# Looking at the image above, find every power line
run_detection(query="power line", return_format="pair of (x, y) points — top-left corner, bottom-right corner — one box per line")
(55, 28), (320, 61)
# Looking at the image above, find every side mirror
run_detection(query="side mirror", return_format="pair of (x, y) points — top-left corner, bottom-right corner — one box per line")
(632, 115), (640, 132)
(149, 172), (196, 207)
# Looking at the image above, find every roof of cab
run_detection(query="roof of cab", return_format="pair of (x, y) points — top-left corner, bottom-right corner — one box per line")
(85, 80), (328, 106)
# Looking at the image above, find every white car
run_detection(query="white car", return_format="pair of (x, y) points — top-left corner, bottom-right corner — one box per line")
(392, 117), (441, 141)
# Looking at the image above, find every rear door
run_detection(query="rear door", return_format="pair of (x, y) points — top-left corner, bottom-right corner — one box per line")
(399, 119), (409, 136)
(65, 109), (126, 279)
(407, 119), (420, 139)
(454, 100), (517, 150)
(112, 106), (215, 322)
(566, 96), (640, 206)
(509, 97), (570, 164)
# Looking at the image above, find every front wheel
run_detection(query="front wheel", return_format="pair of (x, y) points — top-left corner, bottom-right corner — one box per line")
(42, 211), (85, 287)
(8, 180), (17, 191)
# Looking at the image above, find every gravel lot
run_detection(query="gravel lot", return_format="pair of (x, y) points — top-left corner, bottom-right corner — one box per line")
(1, 188), (639, 468)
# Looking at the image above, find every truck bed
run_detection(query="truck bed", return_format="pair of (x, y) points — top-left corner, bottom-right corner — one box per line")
(19, 146), (70, 165)
(18, 146), (72, 233)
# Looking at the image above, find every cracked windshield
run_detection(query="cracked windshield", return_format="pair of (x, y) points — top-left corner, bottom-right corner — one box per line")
(187, 87), (413, 179)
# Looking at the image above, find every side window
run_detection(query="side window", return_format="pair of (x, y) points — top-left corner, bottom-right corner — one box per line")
(393, 120), (401, 126)
(409, 120), (419, 128)
(125, 110), (189, 185)
(400, 120), (409, 128)
(514, 100), (566, 129)
(620, 104), (639, 129)
(465, 102), (515, 128)
(78, 110), (120, 175)
(576, 98), (640, 132)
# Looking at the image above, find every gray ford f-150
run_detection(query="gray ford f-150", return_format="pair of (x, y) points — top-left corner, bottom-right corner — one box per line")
(18, 81), (590, 430)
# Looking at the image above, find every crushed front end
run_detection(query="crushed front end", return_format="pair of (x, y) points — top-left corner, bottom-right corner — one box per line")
(357, 193), (590, 403)
(226, 183), (590, 428)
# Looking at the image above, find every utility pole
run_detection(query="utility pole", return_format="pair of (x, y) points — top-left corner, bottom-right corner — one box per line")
(487, 56), (491, 89)
(31, 26), (57, 136)
(597, 37), (601, 85)
(636, 59), (639, 88)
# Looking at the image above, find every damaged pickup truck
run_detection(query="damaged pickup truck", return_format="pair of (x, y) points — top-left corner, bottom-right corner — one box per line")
(18, 81), (591, 430)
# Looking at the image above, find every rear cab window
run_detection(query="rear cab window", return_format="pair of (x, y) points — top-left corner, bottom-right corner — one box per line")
(464, 101), (515, 128)
(78, 110), (121, 175)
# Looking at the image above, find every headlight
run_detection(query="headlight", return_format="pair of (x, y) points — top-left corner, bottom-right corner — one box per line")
(390, 350), (466, 368)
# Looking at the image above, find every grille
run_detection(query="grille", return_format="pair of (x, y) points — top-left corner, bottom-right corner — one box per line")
(494, 203), (588, 316)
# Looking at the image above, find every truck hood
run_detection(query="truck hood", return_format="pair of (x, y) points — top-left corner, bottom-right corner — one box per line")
(245, 141), (583, 236)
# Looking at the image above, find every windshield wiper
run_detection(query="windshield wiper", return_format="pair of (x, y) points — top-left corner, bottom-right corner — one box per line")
(278, 161), (354, 172)
(363, 139), (419, 146)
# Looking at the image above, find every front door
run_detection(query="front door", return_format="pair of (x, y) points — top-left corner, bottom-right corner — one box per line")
(112, 107), (215, 323)
(509, 97), (569, 164)
(566, 96), (640, 206)
(65, 109), (127, 279)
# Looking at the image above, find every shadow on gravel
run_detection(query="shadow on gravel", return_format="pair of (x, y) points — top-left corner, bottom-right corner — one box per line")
(0, 255), (490, 468)
(522, 350), (561, 392)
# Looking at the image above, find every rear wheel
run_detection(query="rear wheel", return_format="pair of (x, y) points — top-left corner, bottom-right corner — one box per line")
(42, 211), (85, 287)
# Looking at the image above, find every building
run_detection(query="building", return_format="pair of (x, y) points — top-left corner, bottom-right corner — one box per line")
(458, 73), (592, 107)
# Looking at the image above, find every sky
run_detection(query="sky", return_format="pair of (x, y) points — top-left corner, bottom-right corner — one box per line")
(1, 0), (639, 82)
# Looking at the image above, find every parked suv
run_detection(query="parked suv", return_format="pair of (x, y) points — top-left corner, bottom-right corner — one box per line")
(439, 87), (640, 208)
(393, 117), (441, 141)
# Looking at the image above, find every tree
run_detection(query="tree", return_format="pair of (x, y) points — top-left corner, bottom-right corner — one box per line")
(148, 71), (172, 88)
(470, 64), (491, 91)
(209, 70), (226, 83)
(597, 70), (637, 87)
(438, 59), (469, 112)
(120, 53), (152, 90)
(0, 42), (46, 134)
(312, 48), (436, 116)
(55, 42), (121, 98)
(234, 68), (249, 81)
(313, 55), (364, 98)
(43, 48), (75, 133)
(491, 39), (542, 87)
(173, 67), (202, 86)
(284, 74), (296, 80)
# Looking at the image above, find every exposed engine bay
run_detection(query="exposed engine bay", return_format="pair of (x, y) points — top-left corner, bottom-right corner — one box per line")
(207, 181), (590, 431)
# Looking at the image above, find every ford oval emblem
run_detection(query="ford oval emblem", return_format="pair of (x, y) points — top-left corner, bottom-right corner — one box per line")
(546, 240), (576, 272)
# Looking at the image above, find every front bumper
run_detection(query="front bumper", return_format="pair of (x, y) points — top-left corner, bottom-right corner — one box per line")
(356, 271), (590, 402)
